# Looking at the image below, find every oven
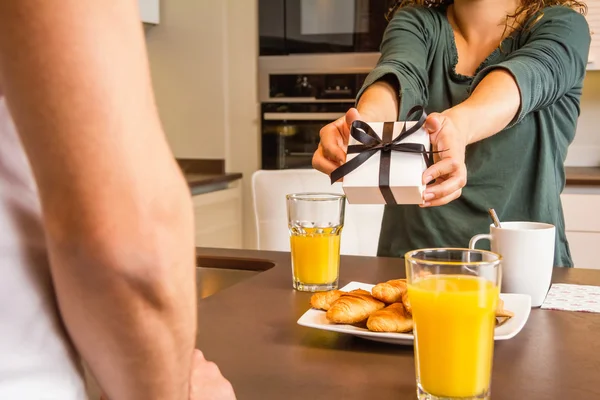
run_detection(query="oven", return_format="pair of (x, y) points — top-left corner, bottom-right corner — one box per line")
(259, 0), (396, 55)
(261, 72), (369, 170)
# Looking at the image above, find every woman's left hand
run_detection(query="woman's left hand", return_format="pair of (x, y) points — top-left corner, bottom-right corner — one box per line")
(421, 110), (469, 207)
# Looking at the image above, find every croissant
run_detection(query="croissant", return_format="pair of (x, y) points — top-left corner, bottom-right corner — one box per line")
(496, 298), (505, 313)
(495, 298), (514, 318)
(310, 290), (343, 311)
(493, 297), (514, 326)
(401, 289), (412, 314)
(367, 303), (413, 333)
(310, 289), (370, 311)
(326, 292), (385, 324)
(345, 289), (371, 296)
(371, 279), (407, 304)
(496, 308), (514, 318)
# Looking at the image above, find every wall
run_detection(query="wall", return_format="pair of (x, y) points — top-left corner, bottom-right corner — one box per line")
(223, 0), (261, 249)
(566, 72), (600, 167)
(144, 0), (228, 159)
(146, 0), (261, 249)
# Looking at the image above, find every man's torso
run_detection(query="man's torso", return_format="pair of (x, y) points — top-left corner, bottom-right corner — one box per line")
(0, 96), (87, 398)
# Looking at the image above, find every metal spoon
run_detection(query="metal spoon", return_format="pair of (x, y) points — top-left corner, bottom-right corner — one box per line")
(463, 209), (502, 274)
(488, 208), (502, 228)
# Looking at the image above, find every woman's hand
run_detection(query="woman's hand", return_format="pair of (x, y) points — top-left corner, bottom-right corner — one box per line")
(312, 108), (364, 175)
(312, 80), (399, 176)
(421, 111), (469, 207)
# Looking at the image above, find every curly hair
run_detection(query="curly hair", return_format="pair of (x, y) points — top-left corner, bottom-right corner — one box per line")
(386, 0), (587, 30)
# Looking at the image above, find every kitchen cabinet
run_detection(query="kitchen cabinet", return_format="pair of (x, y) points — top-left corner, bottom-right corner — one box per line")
(587, 1), (599, 70)
(192, 181), (243, 249)
(139, 0), (160, 24)
(561, 192), (600, 268)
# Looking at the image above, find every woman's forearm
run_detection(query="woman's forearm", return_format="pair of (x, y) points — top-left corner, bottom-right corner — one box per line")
(356, 80), (400, 121)
(358, 69), (520, 139)
(446, 69), (521, 144)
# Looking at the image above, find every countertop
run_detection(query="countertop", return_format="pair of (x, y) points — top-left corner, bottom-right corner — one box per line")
(176, 159), (242, 195)
(181, 166), (600, 193)
(194, 247), (600, 400)
(565, 167), (600, 186)
(185, 173), (242, 195)
(178, 165), (600, 195)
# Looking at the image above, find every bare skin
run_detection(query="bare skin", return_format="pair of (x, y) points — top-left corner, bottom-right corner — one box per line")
(313, 0), (521, 207)
(102, 350), (235, 400)
(0, 1), (234, 399)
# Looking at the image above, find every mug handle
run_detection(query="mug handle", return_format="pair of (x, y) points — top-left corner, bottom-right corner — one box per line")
(469, 234), (492, 250)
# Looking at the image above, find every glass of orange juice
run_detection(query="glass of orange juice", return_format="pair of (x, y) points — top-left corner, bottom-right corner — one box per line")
(286, 193), (345, 292)
(405, 248), (501, 400)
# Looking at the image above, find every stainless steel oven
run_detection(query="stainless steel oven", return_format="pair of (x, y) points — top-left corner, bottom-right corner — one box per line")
(259, 0), (396, 55)
(261, 105), (348, 169)
(261, 72), (370, 170)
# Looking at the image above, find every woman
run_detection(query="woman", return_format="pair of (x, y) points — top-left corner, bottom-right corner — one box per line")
(312, 0), (590, 267)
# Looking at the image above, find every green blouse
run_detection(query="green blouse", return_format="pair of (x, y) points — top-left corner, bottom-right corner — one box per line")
(357, 6), (591, 266)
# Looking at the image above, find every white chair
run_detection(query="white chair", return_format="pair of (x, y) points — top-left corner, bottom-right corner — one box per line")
(251, 169), (385, 256)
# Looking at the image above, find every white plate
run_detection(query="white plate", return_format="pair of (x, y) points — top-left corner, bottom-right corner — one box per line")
(297, 281), (532, 345)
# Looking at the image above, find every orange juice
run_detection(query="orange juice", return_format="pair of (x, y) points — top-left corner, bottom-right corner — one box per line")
(409, 275), (499, 398)
(290, 227), (340, 285)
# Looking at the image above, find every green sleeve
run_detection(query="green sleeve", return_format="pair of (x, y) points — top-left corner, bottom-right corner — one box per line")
(356, 7), (433, 120)
(471, 7), (591, 127)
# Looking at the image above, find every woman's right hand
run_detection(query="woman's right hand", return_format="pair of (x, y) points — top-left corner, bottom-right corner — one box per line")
(312, 108), (364, 176)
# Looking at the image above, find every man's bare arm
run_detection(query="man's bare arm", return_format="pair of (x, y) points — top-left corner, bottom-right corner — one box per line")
(0, 2), (196, 399)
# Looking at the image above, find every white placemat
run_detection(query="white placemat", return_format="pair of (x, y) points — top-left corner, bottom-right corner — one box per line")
(541, 283), (600, 313)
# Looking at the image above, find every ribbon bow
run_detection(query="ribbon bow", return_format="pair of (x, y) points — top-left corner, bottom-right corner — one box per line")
(330, 106), (437, 205)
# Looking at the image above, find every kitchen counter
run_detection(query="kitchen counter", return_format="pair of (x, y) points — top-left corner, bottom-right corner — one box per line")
(176, 158), (242, 195)
(182, 166), (600, 192)
(183, 166), (599, 193)
(195, 247), (600, 400)
(182, 167), (598, 194)
(185, 172), (242, 195)
(565, 167), (600, 186)
(177, 158), (598, 194)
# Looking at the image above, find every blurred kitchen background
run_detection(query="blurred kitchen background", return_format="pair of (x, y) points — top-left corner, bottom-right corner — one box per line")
(139, 0), (600, 267)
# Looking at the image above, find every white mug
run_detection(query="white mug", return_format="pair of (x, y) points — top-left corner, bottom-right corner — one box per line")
(469, 222), (556, 307)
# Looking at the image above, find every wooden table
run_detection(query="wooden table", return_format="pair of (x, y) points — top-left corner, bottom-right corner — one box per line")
(196, 248), (600, 400)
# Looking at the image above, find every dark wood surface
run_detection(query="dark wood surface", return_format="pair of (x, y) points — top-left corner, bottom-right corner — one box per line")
(184, 172), (242, 191)
(195, 248), (600, 400)
(565, 167), (600, 186)
(175, 158), (242, 193)
(176, 162), (599, 191)
(177, 158), (225, 175)
(183, 166), (599, 192)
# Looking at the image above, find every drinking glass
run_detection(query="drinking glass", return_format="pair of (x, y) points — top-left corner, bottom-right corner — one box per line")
(286, 193), (345, 292)
(405, 248), (502, 400)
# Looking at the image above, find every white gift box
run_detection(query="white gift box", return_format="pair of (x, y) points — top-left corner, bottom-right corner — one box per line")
(339, 120), (431, 205)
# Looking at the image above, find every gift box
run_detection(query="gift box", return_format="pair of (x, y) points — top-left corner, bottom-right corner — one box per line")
(330, 106), (433, 205)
